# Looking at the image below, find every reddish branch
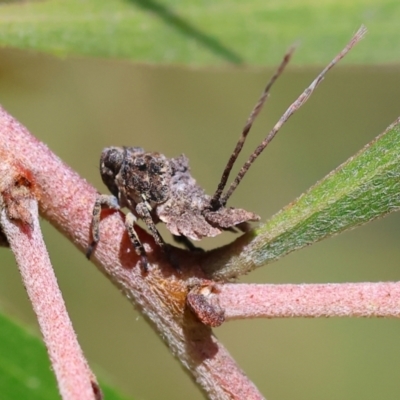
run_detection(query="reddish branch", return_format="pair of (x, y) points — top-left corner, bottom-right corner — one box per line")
(220, 283), (400, 319)
(0, 156), (100, 400)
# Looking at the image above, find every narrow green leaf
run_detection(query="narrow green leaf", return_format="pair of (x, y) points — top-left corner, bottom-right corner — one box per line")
(0, 312), (131, 400)
(205, 118), (400, 280)
(0, 0), (398, 65)
(0, 314), (58, 400)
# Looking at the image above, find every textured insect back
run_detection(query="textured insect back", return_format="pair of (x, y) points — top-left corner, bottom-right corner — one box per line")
(156, 154), (226, 240)
(119, 149), (172, 207)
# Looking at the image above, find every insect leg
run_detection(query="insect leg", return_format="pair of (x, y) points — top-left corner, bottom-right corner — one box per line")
(125, 212), (149, 272)
(135, 202), (165, 248)
(172, 235), (204, 253)
(135, 201), (181, 271)
(86, 194), (120, 259)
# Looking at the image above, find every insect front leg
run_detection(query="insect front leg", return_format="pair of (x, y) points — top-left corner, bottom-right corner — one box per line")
(87, 194), (120, 258)
(125, 212), (149, 272)
(135, 202), (165, 249)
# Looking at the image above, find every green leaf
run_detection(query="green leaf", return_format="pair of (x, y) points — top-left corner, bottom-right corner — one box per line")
(0, 312), (131, 400)
(0, 0), (398, 65)
(205, 118), (400, 280)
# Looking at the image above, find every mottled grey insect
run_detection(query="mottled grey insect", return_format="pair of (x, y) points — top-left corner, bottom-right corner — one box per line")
(86, 52), (292, 271)
(87, 30), (360, 271)
(87, 144), (260, 268)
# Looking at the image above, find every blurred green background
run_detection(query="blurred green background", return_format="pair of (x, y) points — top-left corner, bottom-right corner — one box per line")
(0, 47), (400, 400)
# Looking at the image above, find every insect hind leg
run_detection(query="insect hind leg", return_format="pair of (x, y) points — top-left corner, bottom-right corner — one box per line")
(172, 235), (205, 253)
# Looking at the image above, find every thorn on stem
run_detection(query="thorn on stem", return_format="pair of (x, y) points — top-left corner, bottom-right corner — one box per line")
(0, 158), (38, 229)
(187, 284), (225, 327)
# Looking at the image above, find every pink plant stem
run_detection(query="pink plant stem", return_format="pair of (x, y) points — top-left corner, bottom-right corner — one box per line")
(0, 109), (264, 398)
(0, 198), (97, 400)
(220, 283), (400, 319)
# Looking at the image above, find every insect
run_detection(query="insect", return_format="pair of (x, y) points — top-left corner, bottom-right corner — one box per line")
(87, 27), (365, 271)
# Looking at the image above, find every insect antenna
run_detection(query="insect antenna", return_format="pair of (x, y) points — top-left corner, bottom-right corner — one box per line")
(210, 46), (295, 210)
(219, 25), (367, 207)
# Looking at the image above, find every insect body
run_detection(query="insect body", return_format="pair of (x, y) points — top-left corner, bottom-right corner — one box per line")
(89, 146), (259, 269)
(87, 26), (366, 270)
